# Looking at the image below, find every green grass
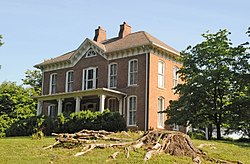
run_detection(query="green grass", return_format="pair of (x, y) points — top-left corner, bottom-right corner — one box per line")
(0, 134), (249, 164)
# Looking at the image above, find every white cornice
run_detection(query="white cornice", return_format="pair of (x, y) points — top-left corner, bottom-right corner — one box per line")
(40, 43), (181, 72)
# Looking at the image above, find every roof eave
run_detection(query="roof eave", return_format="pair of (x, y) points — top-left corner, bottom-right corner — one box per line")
(152, 42), (180, 56)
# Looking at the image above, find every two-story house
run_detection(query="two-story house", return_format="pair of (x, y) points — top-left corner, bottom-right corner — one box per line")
(35, 22), (182, 131)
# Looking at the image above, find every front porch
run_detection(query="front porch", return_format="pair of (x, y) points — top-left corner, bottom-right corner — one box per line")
(36, 88), (126, 117)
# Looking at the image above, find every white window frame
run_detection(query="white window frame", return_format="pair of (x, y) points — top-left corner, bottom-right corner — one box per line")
(85, 49), (96, 58)
(65, 70), (74, 92)
(82, 67), (97, 90)
(158, 97), (165, 128)
(108, 63), (118, 88)
(127, 95), (137, 126)
(49, 73), (57, 94)
(48, 104), (57, 118)
(158, 60), (165, 88)
(128, 59), (138, 86)
(173, 66), (179, 88)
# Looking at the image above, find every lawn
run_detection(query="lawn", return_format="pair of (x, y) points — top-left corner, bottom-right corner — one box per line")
(0, 133), (249, 164)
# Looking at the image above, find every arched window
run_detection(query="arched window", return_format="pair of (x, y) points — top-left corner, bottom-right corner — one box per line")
(173, 66), (179, 88)
(127, 96), (137, 126)
(49, 73), (57, 94)
(158, 61), (165, 88)
(128, 59), (138, 86)
(108, 63), (118, 88)
(158, 97), (165, 128)
(66, 70), (74, 92)
(48, 105), (57, 119)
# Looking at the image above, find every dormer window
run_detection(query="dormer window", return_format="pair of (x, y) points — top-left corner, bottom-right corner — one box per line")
(86, 49), (96, 58)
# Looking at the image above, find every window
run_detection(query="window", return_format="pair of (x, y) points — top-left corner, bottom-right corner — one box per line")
(173, 66), (179, 88)
(86, 49), (96, 58)
(127, 96), (137, 126)
(64, 102), (74, 114)
(108, 63), (117, 88)
(128, 59), (138, 86)
(48, 105), (57, 119)
(83, 103), (97, 112)
(49, 73), (57, 94)
(83, 67), (98, 90)
(158, 97), (165, 128)
(108, 98), (118, 112)
(66, 71), (74, 92)
(158, 61), (165, 88)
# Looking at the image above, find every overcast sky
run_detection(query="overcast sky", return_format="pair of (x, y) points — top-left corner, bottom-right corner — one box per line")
(0, 0), (249, 84)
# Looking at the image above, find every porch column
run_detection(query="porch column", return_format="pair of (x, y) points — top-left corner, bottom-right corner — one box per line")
(36, 100), (43, 116)
(75, 96), (81, 113)
(99, 95), (106, 113)
(57, 98), (63, 115)
(118, 98), (123, 115)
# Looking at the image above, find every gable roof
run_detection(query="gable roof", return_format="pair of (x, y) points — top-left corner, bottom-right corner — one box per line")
(35, 31), (179, 68)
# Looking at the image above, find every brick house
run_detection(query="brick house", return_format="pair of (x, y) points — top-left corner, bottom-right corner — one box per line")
(35, 22), (183, 132)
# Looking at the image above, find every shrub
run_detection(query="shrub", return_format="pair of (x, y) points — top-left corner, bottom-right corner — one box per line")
(187, 130), (206, 140)
(4, 110), (127, 137)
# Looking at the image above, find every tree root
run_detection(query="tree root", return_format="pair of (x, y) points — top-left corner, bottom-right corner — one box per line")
(44, 129), (241, 163)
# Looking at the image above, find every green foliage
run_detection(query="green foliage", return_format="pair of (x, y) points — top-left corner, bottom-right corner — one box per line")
(0, 35), (3, 47)
(22, 69), (42, 96)
(5, 110), (127, 137)
(167, 29), (250, 140)
(0, 82), (37, 137)
(56, 110), (127, 133)
(188, 130), (206, 140)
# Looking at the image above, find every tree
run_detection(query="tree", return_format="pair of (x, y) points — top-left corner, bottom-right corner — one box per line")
(0, 35), (3, 47)
(166, 29), (249, 140)
(22, 69), (42, 95)
(0, 81), (36, 136)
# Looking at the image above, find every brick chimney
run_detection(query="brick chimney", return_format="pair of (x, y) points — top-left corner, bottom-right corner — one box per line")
(93, 26), (106, 42)
(118, 22), (131, 38)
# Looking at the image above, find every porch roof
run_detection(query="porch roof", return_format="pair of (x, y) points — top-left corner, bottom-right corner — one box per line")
(36, 88), (126, 101)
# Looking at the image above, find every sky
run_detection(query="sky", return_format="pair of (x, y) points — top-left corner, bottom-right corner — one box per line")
(0, 0), (249, 84)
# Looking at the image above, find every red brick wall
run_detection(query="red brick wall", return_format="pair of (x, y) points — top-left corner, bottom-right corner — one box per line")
(148, 52), (182, 130)
(43, 53), (108, 95)
(42, 52), (147, 130)
(109, 54), (146, 130)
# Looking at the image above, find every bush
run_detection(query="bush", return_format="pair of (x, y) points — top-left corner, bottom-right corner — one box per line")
(58, 110), (127, 133)
(4, 110), (127, 137)
(188, 130), (206, 140)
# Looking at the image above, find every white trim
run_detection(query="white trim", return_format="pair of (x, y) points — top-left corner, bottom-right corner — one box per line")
(144, 52), (149, 131)
(108, 63), (118, 88)
(128, 59), (138, 86)
(82, 67), (97, 90)
(157, 97), (165, 129)
(75, 96), (81, 113)
(152, 42), (180, 56)
(173, 66), (179, 88)
(48, 104), (56, 117)
(49, 73), (57, 95)
(85, 48), (97, 58)
(41, 71), (44, 95)
(36, 100), (42, 116)
(158, 60), (165, 88)
(65, 70), (74, 93)
(99, 94), (106, 113)
(127, 95), (137, 126)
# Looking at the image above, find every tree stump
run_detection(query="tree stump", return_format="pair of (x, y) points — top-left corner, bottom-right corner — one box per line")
(44, 129), (240, 163)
